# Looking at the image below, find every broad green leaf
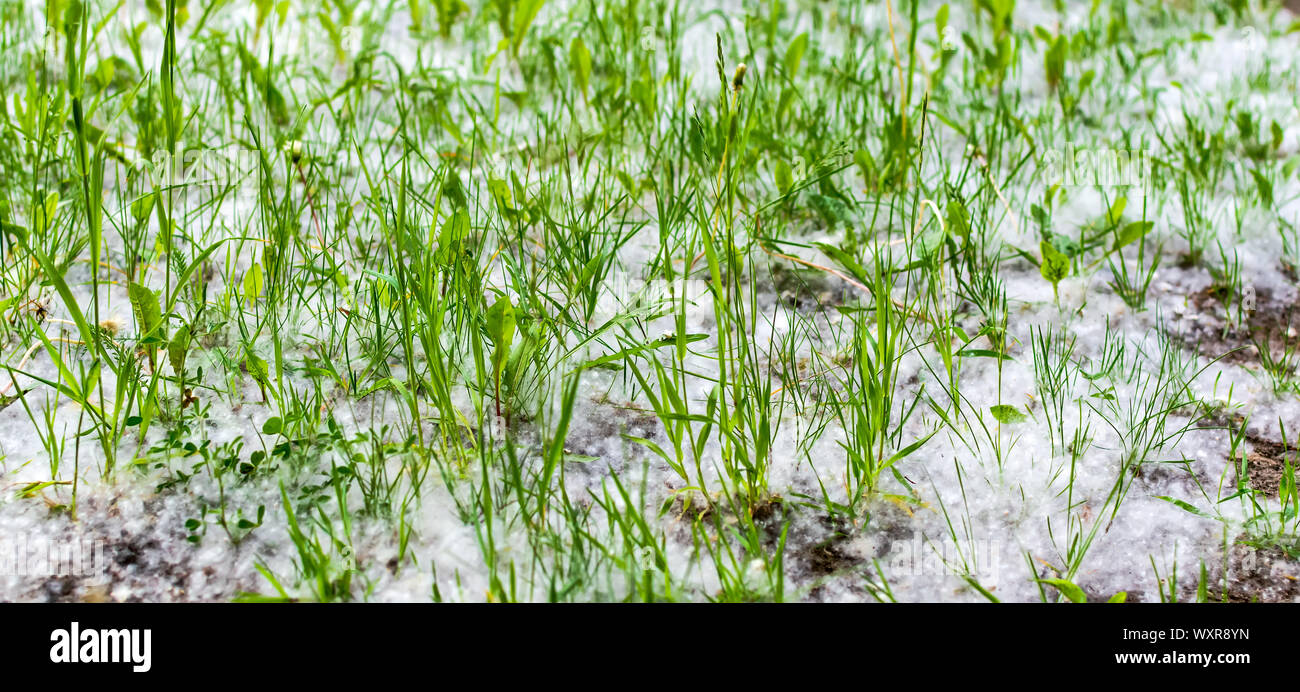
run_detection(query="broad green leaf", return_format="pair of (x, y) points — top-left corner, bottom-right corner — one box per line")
(570, 37), (591, 100)
(486, 296), (516, 351)
(435, 209), (469, 266)
(486, 296), (517, 391)
(130, 193), (155, 226)
(168, 324), (190, 376)
(989, 404), (1027, 424)
(510, 0), (546, 57)
(128, 281), (162, 338)
(1044, 35), (1066, 90)
(487, 177), (514, 216)
(1039, 240), (1069, 287)
(946, 198), (970, 238)
(245, 350), (269, 384)
(853, 149), (875, 185)
(1078, 69), (1095, 93)
(1105, 196), (1127, 227)
(1113, 221), (1154, 251)
(774, 159), (793, 195)
(243, 262), (265, 307)
(1039, 578), (1087, 603)
(408, 0), (424, 30)
(783, 32), (808, 77)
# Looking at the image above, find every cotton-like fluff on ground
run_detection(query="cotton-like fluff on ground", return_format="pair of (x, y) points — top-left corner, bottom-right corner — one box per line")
(1, 0), (1299, 603)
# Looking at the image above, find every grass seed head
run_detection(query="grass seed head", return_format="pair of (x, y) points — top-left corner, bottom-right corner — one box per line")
(732, 63), (746, 92)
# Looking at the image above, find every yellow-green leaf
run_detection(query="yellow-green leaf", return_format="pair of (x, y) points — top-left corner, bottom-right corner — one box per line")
(128, 281), (162, 338)
(1039, 578), (1086, 603)
(242, 263), (264, 307)
(990, 404), (1027, 424)
(775, 159), (793, 195)
(570, 37), (591, 100)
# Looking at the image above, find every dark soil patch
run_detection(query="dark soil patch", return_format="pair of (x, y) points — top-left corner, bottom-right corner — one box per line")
(657, 492), (712, 525)
(806, 539), (854, 576)
(1282, 261), (1298, 285)
(567, 399), (661, 459)
(1191, 539), (1300, 603)
(798, 514), (858, 578)
(1191, 389), (1297, 497)
(750, 495), (789, 546)
(1166, 284), (1299, 370)
(791, 507), (920, 595)
(1194, 407), (1247, 434)
(1240, 439), (1298, 496)
(1195, 430), (1300, 497)
(767, 262), (851, 314)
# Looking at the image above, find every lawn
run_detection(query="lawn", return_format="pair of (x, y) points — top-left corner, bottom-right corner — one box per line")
(0, 0), (1298, 603)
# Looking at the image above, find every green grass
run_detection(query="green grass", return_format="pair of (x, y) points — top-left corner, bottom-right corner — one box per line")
(1, 0), (1299, 602)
